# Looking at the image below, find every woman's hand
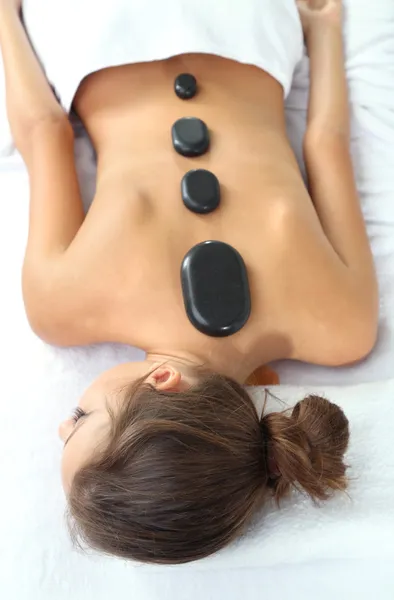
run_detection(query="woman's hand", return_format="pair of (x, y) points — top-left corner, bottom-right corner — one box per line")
(297, 0), (343, 41)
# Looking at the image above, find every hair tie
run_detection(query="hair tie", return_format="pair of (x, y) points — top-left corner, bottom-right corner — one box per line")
(266, 452), (281, 480)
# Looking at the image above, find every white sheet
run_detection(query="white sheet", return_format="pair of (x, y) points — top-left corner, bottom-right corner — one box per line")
(1, 1), (394, 599)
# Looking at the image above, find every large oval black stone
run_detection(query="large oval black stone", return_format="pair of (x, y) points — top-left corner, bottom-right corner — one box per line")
(181, 169), (221, 214)
(174, 73), (198, 100)
(172, 117), (210, 157)
(181, 241), (251, 337)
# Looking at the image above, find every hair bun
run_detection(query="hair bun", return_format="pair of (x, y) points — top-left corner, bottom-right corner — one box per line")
(291, 395), (349, 456)
(261, 395), (350, 503)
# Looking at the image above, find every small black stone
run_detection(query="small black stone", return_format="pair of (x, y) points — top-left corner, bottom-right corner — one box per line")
(172, 117), (210, 157)
(181, 170), (220, 214)
(174, 73), (198, 100)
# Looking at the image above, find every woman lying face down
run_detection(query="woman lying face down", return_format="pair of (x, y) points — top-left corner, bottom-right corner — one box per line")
(2, 0), (373, 565)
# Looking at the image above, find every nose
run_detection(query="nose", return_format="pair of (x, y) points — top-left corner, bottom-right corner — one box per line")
(58, 419), (74, 442)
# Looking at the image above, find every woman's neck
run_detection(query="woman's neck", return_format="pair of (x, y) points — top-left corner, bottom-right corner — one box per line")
(145, 348), (257, 385)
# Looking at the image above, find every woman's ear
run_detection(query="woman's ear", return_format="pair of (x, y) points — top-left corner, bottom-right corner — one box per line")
(146, 366), (182, 391)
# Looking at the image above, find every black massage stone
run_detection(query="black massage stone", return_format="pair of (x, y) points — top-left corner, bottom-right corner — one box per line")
(172, 117), (210, 157)
(181, 241), (251, 337)
(174, 73), (198, 100)
(181, 169), (221, 214)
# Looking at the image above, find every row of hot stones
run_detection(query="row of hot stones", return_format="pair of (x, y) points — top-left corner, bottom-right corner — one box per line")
(173, 73), (220, 215)
(173, 74), (251, 337)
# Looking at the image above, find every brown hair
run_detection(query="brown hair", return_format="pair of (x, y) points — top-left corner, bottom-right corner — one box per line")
(67, 372), (349, 565)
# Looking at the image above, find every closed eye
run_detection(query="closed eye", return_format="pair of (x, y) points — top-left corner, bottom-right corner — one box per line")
(71, 407), (87, 423)
(64, 412), (90, 447)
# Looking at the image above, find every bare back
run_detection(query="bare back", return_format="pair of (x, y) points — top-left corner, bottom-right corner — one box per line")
(50, 55), (362, 372)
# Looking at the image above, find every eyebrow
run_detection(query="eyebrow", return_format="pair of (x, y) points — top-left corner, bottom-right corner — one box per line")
(64, 414), (90, 448)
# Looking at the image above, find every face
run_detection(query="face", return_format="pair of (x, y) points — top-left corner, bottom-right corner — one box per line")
(59, 360), (188, 493)
(59, 361), (153, 492)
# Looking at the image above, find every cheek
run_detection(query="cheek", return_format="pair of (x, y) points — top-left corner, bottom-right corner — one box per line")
(61, 448), (77, 494)
(60, 433), (84, 492)
(61, 453), (71, 494)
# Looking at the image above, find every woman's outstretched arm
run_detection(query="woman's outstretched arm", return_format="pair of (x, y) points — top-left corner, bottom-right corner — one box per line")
(0, 1), (66, 157)
(0, 1), (84, 246)
(0, 2), (85, 335)
(298, 0), (378, 321)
